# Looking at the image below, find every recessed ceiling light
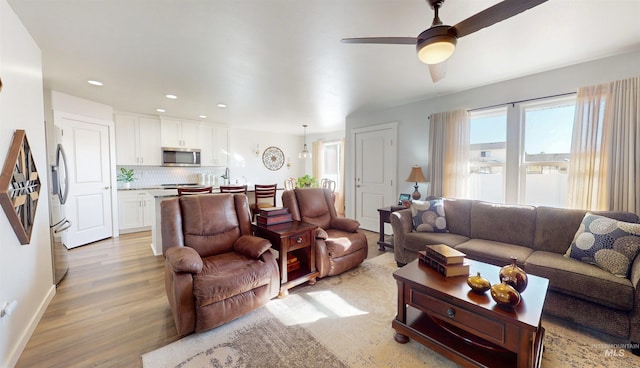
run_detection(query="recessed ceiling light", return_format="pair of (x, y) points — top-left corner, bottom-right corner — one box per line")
(217, 103), (227, 108)
(199, 115), (207, 119)
(88, 80), (103, 86)
(156, 108), (166, 113)
(165, 94), (177, 99)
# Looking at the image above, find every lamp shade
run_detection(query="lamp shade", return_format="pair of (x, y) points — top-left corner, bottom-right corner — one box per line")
(405, 166), (427, 183)
(405, 166), (427, 200)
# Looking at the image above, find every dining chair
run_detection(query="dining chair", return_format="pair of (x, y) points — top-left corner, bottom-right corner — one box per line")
(284, 177), (296, 191)
(219, 185), (248, 194)
(321, 178), (336, 193)
(177, 186), (213, 196)
(251, 184), (278, 221)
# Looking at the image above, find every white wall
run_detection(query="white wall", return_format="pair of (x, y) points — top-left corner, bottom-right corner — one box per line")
(227, 127), (305, 188)
(0, 1), (53, 367)
(345, 49), (640, 216)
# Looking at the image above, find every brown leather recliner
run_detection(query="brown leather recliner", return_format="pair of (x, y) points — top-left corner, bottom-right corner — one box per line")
(161, 193), (279, 336)
(282, 187), (368, 278)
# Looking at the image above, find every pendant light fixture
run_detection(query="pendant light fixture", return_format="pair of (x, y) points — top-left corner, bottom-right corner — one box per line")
(299, 124), (312, 159)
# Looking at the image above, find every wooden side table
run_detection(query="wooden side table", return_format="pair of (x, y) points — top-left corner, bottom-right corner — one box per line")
(377, 206), (405, 251)
(253, 221), (319, 298)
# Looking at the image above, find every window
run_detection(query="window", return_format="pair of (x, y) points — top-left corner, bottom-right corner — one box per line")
(467, 96), (575, 207)
(469, 108), (507, 202)
(321, 141), (342, 185)
(521, 99), (575, 207)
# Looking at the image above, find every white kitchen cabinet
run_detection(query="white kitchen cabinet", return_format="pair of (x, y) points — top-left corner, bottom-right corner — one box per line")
(118, 190), (154, 233)
(115, 114), (161, 165)
(200, 123), (229, 166)
(161, 118), (200, 148)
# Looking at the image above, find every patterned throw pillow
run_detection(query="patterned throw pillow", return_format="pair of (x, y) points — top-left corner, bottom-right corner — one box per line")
(410, 199), (447, 233)
(565, 213), (640, 277)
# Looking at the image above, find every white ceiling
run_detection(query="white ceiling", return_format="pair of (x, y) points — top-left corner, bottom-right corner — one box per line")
(7, 0), (640, 134)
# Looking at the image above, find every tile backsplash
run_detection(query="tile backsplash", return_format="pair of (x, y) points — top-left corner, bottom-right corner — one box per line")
(116, 166), (228, 189)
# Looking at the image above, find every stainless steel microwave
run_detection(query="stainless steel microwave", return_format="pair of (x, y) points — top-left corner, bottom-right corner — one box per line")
(162, 147), (201, 167)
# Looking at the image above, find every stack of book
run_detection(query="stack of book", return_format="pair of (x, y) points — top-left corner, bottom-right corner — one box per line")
(286, 253), (300, 272)
(256, 207), (292, 226)
(419, 244), (469, 277)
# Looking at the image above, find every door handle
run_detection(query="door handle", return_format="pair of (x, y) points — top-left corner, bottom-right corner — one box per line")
(356, 184), (361, 188)
(54, 220), (72, 233)
(104, 186), (110, 190)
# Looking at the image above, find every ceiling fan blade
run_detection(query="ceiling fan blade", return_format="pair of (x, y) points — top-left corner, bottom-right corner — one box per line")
(428, 62), (447, 83)
(341, 37), (417, 45)
(452, 0), (548, 38)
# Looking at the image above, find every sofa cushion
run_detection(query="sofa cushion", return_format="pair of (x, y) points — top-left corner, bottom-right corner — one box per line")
(442, 198), (473, 237)
(410, 199), (447, 233)
(454, 238), (533, 267)
(565, 213), (640, 277)
(403, 232), (469, 253)
(533, 206), (590, 253)
(534, 206), (640, 254)
(525, 251), (634, 311)
(470, 201), (537, 248)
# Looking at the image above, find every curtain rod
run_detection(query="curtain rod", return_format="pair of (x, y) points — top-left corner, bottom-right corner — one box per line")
(467, 91), (576, 112)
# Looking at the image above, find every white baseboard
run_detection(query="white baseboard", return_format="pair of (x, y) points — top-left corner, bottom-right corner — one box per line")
(4, 285), (56, 368)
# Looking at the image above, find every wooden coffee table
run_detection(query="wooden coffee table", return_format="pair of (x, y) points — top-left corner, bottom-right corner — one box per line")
(392, 259), (549, 368)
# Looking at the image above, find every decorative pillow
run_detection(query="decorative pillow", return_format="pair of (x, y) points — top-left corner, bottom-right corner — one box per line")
(565, 213), (640, 277)
(410, 199), (447, 233)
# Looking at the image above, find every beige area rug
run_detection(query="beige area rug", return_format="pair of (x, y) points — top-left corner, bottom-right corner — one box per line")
(143, 253), (640, 367)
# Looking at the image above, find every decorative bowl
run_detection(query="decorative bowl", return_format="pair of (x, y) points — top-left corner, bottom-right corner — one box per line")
(467, 272), (491, 294)
(490, 281), (521, 308)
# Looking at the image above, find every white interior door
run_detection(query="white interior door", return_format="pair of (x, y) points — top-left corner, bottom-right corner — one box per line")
(354, 125), (396, 231)
(58, 114), (113, 248)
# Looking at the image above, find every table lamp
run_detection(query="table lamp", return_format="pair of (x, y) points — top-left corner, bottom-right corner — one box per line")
(405, 166), (427, 200)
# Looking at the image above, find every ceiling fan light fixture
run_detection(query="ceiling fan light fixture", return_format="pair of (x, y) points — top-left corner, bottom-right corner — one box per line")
(417, 33), (456, 65)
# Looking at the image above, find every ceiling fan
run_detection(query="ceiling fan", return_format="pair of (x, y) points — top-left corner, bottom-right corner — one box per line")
(342, 0), (548, 82)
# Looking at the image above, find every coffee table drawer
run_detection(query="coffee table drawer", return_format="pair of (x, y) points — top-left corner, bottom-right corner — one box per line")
(410, 289), (505, 344)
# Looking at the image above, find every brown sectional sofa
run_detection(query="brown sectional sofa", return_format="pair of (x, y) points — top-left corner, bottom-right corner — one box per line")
(390, 198), (640, 344)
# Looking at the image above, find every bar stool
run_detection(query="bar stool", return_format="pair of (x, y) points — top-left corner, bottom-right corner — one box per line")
(284, 177), (296, 191)
(251, 184), (277, 221)
(178, 186), (213, 196)
(219, 185), (247, 194)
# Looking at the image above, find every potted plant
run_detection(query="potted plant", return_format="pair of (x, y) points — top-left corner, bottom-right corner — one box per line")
(296, 174), (318, 188)
(117, 167), (136, 189)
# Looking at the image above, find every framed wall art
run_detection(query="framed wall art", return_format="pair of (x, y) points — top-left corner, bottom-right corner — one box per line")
(0, 130), (42, 245)
(262, 146), (285, 171)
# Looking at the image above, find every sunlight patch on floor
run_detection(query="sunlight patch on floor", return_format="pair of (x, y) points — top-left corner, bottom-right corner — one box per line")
(266, 290), (368, 326)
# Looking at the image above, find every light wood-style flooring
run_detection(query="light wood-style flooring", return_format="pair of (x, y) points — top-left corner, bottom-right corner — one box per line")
(16, 230), (385, 368)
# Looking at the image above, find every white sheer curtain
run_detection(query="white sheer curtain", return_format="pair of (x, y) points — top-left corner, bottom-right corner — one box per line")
(428, 109), (470, 198)
(567, 84), (610, 210)
(605, 77), (640, 212)
(568, 76), (640, 212)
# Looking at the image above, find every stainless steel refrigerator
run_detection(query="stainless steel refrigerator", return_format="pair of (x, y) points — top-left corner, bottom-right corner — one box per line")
(47, 124), (70, 285)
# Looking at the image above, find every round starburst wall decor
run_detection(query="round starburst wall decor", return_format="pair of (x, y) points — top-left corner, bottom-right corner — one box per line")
(262, 146), (284, 171)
